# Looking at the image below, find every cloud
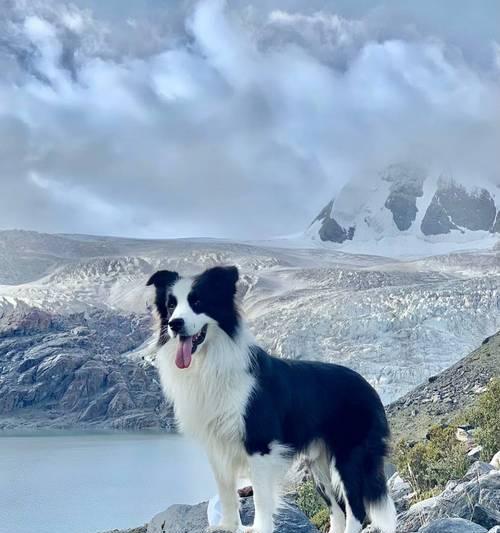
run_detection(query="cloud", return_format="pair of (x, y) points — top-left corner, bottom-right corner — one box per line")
(0, 0), (499, 238)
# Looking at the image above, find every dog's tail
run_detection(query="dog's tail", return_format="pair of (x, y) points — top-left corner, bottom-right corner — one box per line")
(363, 450), (397, 533)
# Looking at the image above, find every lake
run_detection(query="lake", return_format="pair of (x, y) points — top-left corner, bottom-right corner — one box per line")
(0, 433), (216, 533)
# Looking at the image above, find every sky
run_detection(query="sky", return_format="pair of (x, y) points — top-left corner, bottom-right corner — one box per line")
(1, 0), (499, 239)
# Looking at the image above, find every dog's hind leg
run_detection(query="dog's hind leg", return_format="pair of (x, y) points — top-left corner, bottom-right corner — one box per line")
(245, 443), (292, 533)
(308, 444), (345, 533)
(333, 456), (365, 533)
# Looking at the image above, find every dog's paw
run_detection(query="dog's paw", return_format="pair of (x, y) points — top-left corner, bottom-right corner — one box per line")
(206, 524), (240, 533)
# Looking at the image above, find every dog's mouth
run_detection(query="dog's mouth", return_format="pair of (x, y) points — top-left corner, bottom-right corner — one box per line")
(175, 324), (208, 369)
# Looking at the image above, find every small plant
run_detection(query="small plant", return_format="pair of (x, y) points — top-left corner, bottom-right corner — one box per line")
(463, 378), (500, 461)
(296, 479), (327, 519)
(311, 507), (330, 532)
(394, 425), (469, 500)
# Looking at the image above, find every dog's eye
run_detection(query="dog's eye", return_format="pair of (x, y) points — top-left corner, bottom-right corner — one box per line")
(167, 296), (177, 310)
(191, 297), (201, 309)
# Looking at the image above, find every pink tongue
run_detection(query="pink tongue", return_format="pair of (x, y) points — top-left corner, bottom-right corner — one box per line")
(175, 337), (193, 369)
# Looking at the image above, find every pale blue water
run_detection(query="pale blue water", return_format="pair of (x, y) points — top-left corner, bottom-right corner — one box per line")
(0, 433), (216, 533)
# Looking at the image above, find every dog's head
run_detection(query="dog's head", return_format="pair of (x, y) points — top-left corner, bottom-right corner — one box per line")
(147, 265), (239, 369)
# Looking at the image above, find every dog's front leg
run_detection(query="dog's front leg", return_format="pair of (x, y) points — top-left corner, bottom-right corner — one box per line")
(245, 449), (289, 533)
(207, 454), (241, 533)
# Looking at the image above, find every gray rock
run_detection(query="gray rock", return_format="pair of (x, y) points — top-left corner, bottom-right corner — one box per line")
(490, 452), (500, 470)
(487, 526), (500, 533)
(471, 505), (500, 529)
(148, 502), (209, 533)
(425, 469), (500, 527)
(240, 497), (318, 532)
(418, 517), (487, 533)
(388, 472), (414, 512)
(421, 180), (497, 235)
(478, 474), (500, 515)
(383, 166), (425, 231)
(420, 193), (459, 235)
(396, 497), (438, 532)
(146, 497), (319, 533)
(464, 462), (496, 482)
(313, 200), (355, 243)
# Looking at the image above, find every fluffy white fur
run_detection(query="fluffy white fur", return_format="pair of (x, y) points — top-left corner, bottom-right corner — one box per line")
(367, 496), (398, 533)
(158, 319), (251, 532)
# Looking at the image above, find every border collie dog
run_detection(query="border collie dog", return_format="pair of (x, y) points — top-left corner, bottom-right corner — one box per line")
(147, 266), (396, 533)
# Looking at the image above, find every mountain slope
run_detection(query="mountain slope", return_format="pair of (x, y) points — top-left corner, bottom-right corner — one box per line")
(0, 304), (173, 431)
(387, 330), (500, 442)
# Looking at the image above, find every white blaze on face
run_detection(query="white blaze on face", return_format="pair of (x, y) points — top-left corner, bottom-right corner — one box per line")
(168, 277), (213, 369)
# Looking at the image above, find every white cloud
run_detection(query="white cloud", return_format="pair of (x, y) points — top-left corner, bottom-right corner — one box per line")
(0, 0), (499, 238)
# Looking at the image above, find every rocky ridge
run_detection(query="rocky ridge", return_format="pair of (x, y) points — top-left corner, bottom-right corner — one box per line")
(387, 330), (500, 442)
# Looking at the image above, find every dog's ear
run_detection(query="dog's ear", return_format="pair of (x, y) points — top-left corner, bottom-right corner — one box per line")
(146, 270), (179, 288)
(201, 265), (239, 296)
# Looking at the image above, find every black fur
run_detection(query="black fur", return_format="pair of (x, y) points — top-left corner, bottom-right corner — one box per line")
(244, 345), (390, 524)
(190, 266), (240, 338)
(146, 270), (179, 345)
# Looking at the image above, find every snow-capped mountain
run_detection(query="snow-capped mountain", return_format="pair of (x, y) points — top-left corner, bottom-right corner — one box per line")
(309, 164), (500, 254)
(0, 229), (498, 430)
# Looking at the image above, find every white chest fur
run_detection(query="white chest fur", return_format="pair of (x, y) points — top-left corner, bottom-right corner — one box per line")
(156, 328), (255, 448)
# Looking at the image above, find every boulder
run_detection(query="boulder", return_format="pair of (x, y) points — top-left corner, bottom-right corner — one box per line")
(396, 496), (438, 532)
(427, 470), (500, 523)
(490, 452), (500, 470)
(147, 502), (209, 533)
(469, 446), (484, 460)
(471, 505), (500, 530)
(388, 472), (414, 512)
(464, 462), (496, 481)
(418, 517), (487, 532)
(146, 497), (319, 533)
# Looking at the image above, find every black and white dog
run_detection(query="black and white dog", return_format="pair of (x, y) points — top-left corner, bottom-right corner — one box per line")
(147, 266), (396, 533)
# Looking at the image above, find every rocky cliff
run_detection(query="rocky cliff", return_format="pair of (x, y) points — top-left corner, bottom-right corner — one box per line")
(0, 304), (173, 431)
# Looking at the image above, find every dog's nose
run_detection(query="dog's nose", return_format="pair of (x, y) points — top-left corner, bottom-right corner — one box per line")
(168, 318), (185, 334)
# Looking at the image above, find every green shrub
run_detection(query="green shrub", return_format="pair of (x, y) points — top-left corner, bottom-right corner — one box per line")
(295, 479), (327, 519)
(394, 378), (500, 502)
(394, 425), (469, 500)
(464, 378), (500, 461)
(311, 507), (330, 532)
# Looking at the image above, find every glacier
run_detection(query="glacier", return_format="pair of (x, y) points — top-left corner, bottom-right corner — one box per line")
(0, 229), (498, 430)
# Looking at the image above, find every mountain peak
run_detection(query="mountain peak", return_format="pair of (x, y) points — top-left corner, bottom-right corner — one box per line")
(309, 164), (500, 251)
